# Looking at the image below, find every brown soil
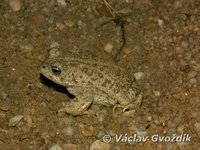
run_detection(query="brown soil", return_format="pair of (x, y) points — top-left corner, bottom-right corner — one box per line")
(0, 0), (199, 149)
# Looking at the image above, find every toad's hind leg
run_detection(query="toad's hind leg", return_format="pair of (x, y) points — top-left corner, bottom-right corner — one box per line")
(113, 92), (142, 112)
(58, 87), (93, 116)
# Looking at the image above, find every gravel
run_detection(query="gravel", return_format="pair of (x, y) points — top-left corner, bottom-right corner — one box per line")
(1, 0), (199, 149)
(49, 144), (62, 150)
(8, 0), (22, 12)
(8, 115), (24, 127)
(104, 42), (114, 54)
(187, 71), (198, 79)
(90, 140), (110, 150)
(134, 72), (145, 80)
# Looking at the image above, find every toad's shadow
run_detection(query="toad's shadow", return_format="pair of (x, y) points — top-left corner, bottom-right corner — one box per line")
(40, 74), (75, 99)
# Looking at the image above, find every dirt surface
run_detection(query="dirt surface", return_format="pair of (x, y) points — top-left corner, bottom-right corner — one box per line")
(0, 0), (200, 149)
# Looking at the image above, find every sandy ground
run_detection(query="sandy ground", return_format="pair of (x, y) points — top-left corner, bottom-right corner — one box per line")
(0, 0), (200, 149)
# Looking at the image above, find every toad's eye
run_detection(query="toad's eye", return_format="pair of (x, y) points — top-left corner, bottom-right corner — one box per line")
(51, 66), (61, 75)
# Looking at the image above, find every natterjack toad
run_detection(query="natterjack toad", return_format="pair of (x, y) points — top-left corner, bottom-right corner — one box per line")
(40, 51), (142, 116)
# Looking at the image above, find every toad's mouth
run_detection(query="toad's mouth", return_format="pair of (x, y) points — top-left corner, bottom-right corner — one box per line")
(40, 74), (75, 99)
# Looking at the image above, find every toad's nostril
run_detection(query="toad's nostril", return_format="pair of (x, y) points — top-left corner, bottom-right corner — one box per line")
(42, 65), (46, 69)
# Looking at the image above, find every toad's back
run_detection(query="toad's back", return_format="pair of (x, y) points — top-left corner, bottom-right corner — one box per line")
(66, 57), (138, 100)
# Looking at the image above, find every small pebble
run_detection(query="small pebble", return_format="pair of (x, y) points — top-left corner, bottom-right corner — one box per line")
(123, 47), (131, 55)
(167, 117), (181, 128)
(118, 8), (132, 14)
(135, 130), (148, 137)
(80, 126), (94, 137)
(50, 41), (60, 50)
(191, 110), (200, 120)
(191, 97), (200, 103)
(184, 52), (192, 60)
(1, 91), (8, 100)
(96, 130), (106, 139)
(96, 110), (107, 122)
(189, 78), (197, 85)
(57, 0), (67, 6)
(107, 130), (116, 137)
(187, 71), (197, 79)
(62, 126), (75, 136)
(104, 42), (114, 54)
(158, 19), (163, 27)
(90, 140), (110, 150)
(194, 122), (200, 136)
(134, 72), (145, 80)
(64, 20), (75, 27)
(134, 0), (151, 7)
(41, 132), (51, 144)
(166, 143), (174, 150)
(8, 115), (23, 127)
(20, 44), (33, 53)
(8, 0), (22, 11)
(49, 144), (62, 150)
(129, 124), (147, 136)
(153, 90), (161, 97)
(56, 22), (65, 30)
(181, 41), (189, 48)
(62, 144), (78, 150)
(167, 128), (176, 135)
(177, 124), (184, 133)
(174, 0), (182, 8)
(112, 146), (120, 150)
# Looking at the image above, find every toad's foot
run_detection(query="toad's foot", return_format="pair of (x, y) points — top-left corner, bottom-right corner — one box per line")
(113, 103), (138, 112)
(58, 100), (92, 116)
(113, 95), (142, 112)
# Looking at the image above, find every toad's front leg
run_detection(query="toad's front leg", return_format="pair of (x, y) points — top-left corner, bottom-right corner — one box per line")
(58, 98), (92, 116)
(58, 87), (93, 116)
